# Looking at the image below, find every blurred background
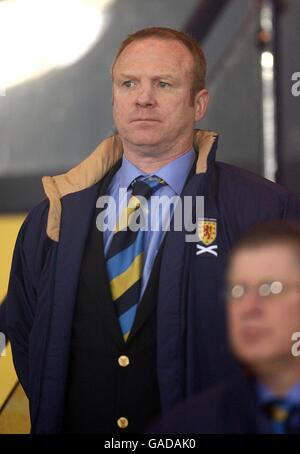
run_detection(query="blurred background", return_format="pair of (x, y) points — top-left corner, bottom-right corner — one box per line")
(0, 0), (299, 433)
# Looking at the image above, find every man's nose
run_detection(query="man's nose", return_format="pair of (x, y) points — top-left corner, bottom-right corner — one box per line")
(135, 84), (156, 107)
(239, 290), (262, 315)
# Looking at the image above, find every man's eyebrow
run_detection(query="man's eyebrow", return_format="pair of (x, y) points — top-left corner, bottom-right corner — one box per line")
(116, 73), (179, 81)
(116, 73), (138, 80)
(153, 74), (177, 79)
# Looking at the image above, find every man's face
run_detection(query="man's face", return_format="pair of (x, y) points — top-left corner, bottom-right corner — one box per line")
(112, 38), (208, 155)
(227, 244), (300, 368)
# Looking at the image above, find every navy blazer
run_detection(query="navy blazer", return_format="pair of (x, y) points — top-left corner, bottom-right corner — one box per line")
(5, 132), (300, 433)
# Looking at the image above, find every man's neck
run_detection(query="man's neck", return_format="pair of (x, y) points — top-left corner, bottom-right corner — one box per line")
(122, 139), (194, 173)
(251, 359), (300, 397)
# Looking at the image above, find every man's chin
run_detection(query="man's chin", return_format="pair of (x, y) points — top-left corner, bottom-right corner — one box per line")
(123, 134), (163, 150)
(237, 348), (279, 368)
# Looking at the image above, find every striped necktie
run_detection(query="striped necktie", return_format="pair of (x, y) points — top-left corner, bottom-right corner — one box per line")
(106, 175), (165, 342)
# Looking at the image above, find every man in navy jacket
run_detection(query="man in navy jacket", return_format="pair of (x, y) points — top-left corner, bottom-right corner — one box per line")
(5, 27), (300, 433)
(152, 221), (300, 434)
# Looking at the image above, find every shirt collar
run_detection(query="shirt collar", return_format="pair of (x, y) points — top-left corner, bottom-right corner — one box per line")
(118, 155), (146, 190)
(256, 380), (300, 406)
(118, 148), (195, 195)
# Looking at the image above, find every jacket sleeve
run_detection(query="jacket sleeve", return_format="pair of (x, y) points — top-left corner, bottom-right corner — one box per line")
(5, 200), (51, 396)
(0, 297), (6, 335)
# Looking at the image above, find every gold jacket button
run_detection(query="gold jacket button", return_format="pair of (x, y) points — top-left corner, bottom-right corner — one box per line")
(117, 417), (129, 429)
(118, 355), (130, 367)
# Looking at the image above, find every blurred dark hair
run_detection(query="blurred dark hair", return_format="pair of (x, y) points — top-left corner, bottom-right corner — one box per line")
(230, 220), (300, 264)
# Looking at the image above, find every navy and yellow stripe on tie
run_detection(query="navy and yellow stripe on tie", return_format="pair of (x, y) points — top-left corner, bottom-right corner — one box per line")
(109, 252), (143, 301)
(105, 176), (165, 341)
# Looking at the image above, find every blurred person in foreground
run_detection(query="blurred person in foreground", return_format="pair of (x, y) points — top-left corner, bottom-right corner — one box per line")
(4, 27), (300, 433)
(152, 221), (300, 434)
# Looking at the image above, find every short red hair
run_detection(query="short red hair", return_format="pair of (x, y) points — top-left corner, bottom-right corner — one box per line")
(111, 27), (206, 99)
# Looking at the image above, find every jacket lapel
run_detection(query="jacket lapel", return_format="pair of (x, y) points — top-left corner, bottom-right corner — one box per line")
(37, 183), (99, 432)
(223, 375), (264, 434)
(156, 142), (220, 411)
(80, 162), (126, 349)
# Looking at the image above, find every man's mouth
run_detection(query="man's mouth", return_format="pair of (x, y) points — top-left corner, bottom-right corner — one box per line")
(241, 327), (267, 341)
(131, 118), (160, 122)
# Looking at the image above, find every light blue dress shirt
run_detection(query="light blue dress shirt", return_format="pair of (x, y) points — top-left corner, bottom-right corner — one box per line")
(103, 148), (196, 298)
(257, 380), (300, 407)
(256, 380), (300, 432)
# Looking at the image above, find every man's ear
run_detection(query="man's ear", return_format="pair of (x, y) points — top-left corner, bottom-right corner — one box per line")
(194, 89), (209, 122)
(111, 86), (114, 106)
